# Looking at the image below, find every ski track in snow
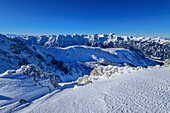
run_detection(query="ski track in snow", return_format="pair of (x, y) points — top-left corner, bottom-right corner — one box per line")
(12, 67), (170, 113)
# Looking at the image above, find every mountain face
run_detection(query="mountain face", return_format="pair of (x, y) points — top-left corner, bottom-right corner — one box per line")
(0, 33), (165, 82)
(0, 33), (169, 113)
(0, 34), (84, 82)
(7, 33), (170, 61)
(45, 46), (160, 67)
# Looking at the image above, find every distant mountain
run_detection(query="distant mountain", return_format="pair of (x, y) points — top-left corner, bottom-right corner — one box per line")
(0, 33), (162, 82)
(6, 33), (170, 61)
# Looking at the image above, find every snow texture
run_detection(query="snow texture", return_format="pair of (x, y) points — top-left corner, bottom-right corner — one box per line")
(0, 65), (169, 113)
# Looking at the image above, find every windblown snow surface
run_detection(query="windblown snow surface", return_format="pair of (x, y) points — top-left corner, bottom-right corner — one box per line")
(0, 66), (169, 113)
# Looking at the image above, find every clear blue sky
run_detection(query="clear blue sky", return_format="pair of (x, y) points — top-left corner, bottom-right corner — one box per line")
(0, 0), (170, 37)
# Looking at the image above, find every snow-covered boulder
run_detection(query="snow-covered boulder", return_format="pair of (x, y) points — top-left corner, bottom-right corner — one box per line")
(163, 59), (170, 65)
(136, 66), (146, 70)
(16, 64), (42, 77)
(15, 64), (59, 88)
(77, 75), (90, 85)
(77, 77), (83, 85)
(90, 66), (120, 77)
(89, 65), (149, 80)
(90, 67), (104, 76)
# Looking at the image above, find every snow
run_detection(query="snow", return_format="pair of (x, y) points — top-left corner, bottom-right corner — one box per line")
(0, 33), (169, 112)
(0, 73), (51, 112)
(0, 34), (85, 82)
(44, 45), (159, 67)
(0, 65), (169, 113)
(0, 66), (60, 112)
(4, 33), (170, 61)
(6, 33), (169, 48)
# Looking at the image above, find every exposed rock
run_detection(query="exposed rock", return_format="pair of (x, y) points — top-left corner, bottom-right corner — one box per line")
(113, 68), (119, 73)
(90, 67), (103, 76)
(15, 64), (59, 88)
(97, 60), (119, 66)
(43, 72), (48, 78)
(136, 66), (142, 70)
(49, 74), (58, 88)
(132, 67), (136, 70)
(77, 77), (83, 85)
(84, 81), (92, 85)
(17, 64), (42, 77)
(147, 66), (154, 68)
(77, 75), (89, 85)
(163, 59), (170, 65)
(19, 99), (27, 103)
(33, 77), (38, 82)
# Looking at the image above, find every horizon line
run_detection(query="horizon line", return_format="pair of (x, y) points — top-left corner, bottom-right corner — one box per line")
(2, 32), (170, 39)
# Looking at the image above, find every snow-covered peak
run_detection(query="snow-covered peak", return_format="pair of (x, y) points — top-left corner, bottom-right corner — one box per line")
(154, 36), (167, 44)
(5, 33), (169, 46)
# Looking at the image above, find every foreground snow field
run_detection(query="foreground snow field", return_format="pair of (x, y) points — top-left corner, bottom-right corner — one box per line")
(0, 66), (169, 113)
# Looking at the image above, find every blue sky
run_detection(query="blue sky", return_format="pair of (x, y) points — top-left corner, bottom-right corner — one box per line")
(0, 0), (170, 37)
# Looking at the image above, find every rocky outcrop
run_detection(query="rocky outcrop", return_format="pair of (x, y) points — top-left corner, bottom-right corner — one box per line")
(90, 66), (119, 77)
(16, 64), (58, 88)
(89, 65), (148, 78)
(90, 67), (104, 76)
(163, 59), (170, 65)
(77, 75), (91, 85)
(88, 64), (168, 83)
(16, 64), (43, 78)
(49, 74), (58, 88)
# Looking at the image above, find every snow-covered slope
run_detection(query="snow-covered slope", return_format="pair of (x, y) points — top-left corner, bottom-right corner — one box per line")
(0, 68), (54, 106)
(45, 45), (160, 67)
(0, 66), (60, 112)
(0, 34), (83, 82)
(1, 65), (168, 113)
